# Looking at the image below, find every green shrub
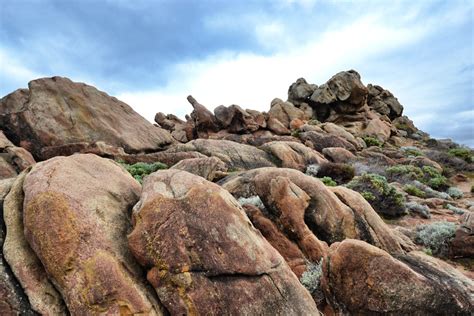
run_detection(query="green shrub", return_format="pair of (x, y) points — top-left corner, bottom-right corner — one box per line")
(316, 162), (355, 184)
(405, 201), (431, 219)
(415, 221), (457, 256)
(347, 173), (406, 217)
(362, 136), (383, 147)
(387, 165), (424, 180)
(386, 165), (447, 190)
(403, 184), (426, 198)
(120, 161), (168, 183)
(401, 146), (424, 157)
(299, 260), (323, 293)
(448, 147), (473, 163)
(319, 176), (337, 187)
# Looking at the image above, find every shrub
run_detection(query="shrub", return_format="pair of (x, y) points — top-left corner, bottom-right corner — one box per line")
(411, 180), (451, 200)
(120, 161), (168, 183)
(305, 164), (320, 177)
(387, 165), (424, 181)
(362, 136), (383, 147)
(386, 164), (448, 190)
(425, 150), (473, 175)
(448, 147), (474, 163)
(401, 146), (424, 157)
(405, 201), (431, 219)
(319, 176), (337, 186)
(446, 187), (463, 199)
(299, 260), (323, 293)
(415, 221), (457, 256)
(446, 204), (465, 215)
(237, 195), (265, 210)
(347, 173), (406, 217)
(403, 184), (426, 198)
(307, 119), (321, 125)
(316, 162), (355, 184)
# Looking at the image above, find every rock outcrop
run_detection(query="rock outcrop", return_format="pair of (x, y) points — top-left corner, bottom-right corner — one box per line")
(0, 131), (35, 180)
(128, 169), (319, 315)
(0, 77), (173, 160)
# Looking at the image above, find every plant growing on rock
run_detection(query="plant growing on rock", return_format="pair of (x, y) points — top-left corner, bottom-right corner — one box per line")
(403, 184), (426, 198)
(347, 173), (406, 217)
(119, 161), (168, 183)
(299, 260), (323, 294)
(362, 136), (383, 147)
(316, 162), (355, 184)
(319, 176), (337, 187)
(415, 221), (457, 256)
(448, 147), (474, 163)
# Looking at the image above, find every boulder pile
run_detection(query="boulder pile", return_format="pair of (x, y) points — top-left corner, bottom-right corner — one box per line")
(0, 71), (472, 315)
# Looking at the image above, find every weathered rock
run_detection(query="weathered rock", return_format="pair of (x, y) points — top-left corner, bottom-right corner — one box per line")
(0, 131), (35, 179)
(221, 168), (403, 253)
(188, 95), (219, 134)
(322, 147), (356, 163)
(117, 151), (207, 166)
(165, 139), (276, 170)
(450, 212), (474, 258)
(367, 84), (404, 119)
(321, 122), (364, 150)
(300, 131), (356, 153)
(170, 156), (227, 181)
(0, 178), (36, 315)
(3, 172), (67, 315)
(40, 141), (126, 160)
(287, 78), (317, 106)
(0, 77), (173, 160)
(128, 170), (319, 315)
(266, 117), (291, 135)
(360, 117), (392, 142)
(22, 154), (162, 315)
(260, 141), (327, 171)
(268, 98), (308, 128)
(213, 105), (263, 133)
(321, 240), (473, 315)
(154, 112), (185, 131)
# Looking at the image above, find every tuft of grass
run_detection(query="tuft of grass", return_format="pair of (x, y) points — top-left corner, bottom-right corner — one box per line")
(415, 221), (457, 256)
(362, 136), (383, 147)
(119, 161), (168, 183)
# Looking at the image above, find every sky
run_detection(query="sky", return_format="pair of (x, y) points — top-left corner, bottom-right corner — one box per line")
(1, 0), (473, 146)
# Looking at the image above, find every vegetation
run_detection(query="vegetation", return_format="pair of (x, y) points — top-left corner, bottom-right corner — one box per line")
(448, 147), (473, 163)
(386, 165), (448, 191)
(319, 176), (337, 187)
(307, 119), (321, 125)
(403, 184), (426, 198)
(362, 136), (383, 147)
(405, 201), (431, 219)
(415, 221), (457, 256)
(119, 161), (168, 183)
(237, 196), (265, 210)
(316, 162), (355, 184)
(347, 173), (406, 217)
(299, 260), (323, 293)
(446, 187), (463, 199)
(305, 164), (320, 177)
(400, 146), (424, 157)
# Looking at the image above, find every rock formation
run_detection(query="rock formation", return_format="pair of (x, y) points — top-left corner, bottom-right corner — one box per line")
(0, 71), (472, 315)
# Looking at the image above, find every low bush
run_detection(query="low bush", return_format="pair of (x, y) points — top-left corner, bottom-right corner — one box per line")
(415, 221), (457, 256)
(386, 164), (448, 191)
(347, 173), (406, 217)
(403, 184), (426, 198)
(446, 187), (463, 199)
(405, 201), (431, 219)
(448, 147), (473, 163)
(120, 161), (168, 183)
(316, 162), (355, 184)
(445, 204), (465, 215)
(362, 136), (383, 147)
(319, 176), (337, 187)
(401, 146), (424, 157)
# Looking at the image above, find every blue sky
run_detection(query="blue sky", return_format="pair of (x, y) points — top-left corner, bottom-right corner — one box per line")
(1, 0), (473, 146)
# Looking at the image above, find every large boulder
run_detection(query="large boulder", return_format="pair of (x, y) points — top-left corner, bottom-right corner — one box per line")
(213, 104), (265, 133)
(20, 154), (163, 315)
(0, 77), (173, 160)
(165, 139), (276, 170)
(170, 156), (227, 181)
(220, 168), (403, 254)
(321, 240), (473, 314)
(268, 98), (309, 128)
(287, 78), (317, 107)
(187, 95), (219, 135)
(260, 141), (327, 171)
(367, 84), (404, 119)
(128, 169), (319, 315)
(300, 131), (357, 153)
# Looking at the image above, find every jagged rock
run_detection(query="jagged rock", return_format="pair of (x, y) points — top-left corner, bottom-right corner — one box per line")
(367, 84), (403, 119)
(300, 131), (356, 153)
(213, 104), (263, 133)
(165, 139), (276, 170)
(321, 240), (473, 314)
(266, 117), (291, 135)
(0, 178), (36, 315)
(287, 78), (317, 106)
(170, 156), (227, 181)
(22, 154), (162, 315)
(188, 95), (219, 135)
(268, 98), (309, 128)
(450, 212), (474, 258)
(221, 168), (403, 254)
(260, 141), (328, 171)
(0, 77), (173, 160)
(0, 131), (35, 179)
(128, 169), (319, 315)
(322, 147), (356, 163)
(3, 172), (67, 315)
(154, 112), (185, 131)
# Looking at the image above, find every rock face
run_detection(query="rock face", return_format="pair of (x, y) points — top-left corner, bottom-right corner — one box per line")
(128, 169), (319, 315)
(0, 131), (35, 179)
(321, 240), (473, 315)
(21, 154), (162, 315)
(0, 77), (173, 159)
(165, 139), (276, 170)
(260, 141), (328, 171)
(170, 156), (227, 181)
(367, 84), (404, 119)
(450, 212), (474, 258)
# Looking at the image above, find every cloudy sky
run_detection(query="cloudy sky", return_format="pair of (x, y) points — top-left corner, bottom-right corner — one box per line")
(1, 0), (473, 146)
